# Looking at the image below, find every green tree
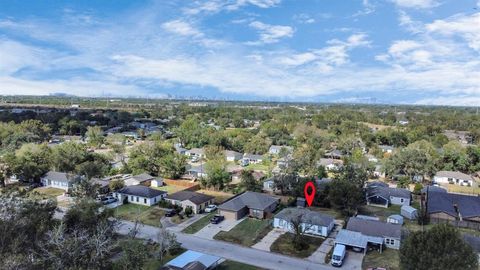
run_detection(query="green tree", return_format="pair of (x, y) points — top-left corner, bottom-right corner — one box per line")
(202, 160), (230, 190)
(400, 224), (478, 270)
(240, 170), (260, 191)
(114, 240), (150, 270)
(109, 179), (125, 191)
(184, 206), (193, 217)
(7, 143), (52, 183)
(86, 126), (105, 148)
(52, 141), (88, 173)
(159, 153), (187, 179)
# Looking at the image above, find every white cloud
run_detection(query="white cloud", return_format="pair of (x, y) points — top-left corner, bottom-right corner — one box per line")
(293, 13), (315, 24)
(162, 20), (204, 37)
(353, 0), (376, 17)
(248, 21), (294, 44)
(183, 0), (281, 15)
(398, 11), (423, 33)
(426, 13), (480, 51)
(390, 0), (440, 9)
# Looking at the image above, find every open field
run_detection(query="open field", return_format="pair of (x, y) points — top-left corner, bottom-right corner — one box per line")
(270, 233), (325, 258)
(214, 218), (272, 247)
(362, 248), (400, 270)
(28, 187), (64, 200)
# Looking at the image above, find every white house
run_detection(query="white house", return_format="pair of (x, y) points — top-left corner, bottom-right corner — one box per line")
(433, 171), (474, 186)
(274, 208), (335, 237)
(225, 150), (243, 162)
(114, 185), (167, 206)
(269, 145), (293, 155)
(185, 148), (205, 158)
(318, 158), (343, 171)
(243, 154), (263, 164)
(263, 177), (275, 192)
(123, 173), (159, 186)
(379, 145), (394, 153)
(41, 171), (80, 192)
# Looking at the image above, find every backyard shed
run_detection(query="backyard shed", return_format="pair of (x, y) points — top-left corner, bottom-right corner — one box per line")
(387, 214), (404, 225)
(401, 205), (418, 220)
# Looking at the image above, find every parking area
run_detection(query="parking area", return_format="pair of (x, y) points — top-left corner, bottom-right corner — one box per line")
(341, 251), (364, 270)
(252, 228), (285, 251)
(194, 217), (245, 239)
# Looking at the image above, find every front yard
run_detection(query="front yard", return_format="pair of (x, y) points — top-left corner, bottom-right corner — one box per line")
(362, 248), (400, 270)
(270, 233), (325, 258)
(114, 204), (165, 227)
(28, 187), (65, 200)
(182, 212), (216, 234)
(213, 218), (272, 246)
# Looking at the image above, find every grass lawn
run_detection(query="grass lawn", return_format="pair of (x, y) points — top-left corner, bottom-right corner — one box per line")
(183, 212), (217, 234)
(214, 218), (273, 247)
(245, 163), (269, 171)
(114, 204), (165, 227)
(309, 207), (344, 219)
(217, 260), (264, 270)
(28, 187), (64, 200)
(358, 204), (402, 221)
(152, 185), (186, 194)
(444, 184), (480, 195)
(362, 248), (400, 270)
(197, 189), (234, 204)
(270, 233), (325, 258)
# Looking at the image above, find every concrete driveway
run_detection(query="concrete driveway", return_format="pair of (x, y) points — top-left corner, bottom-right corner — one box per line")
(308, 221), (343, 264)
(252, 228), (285, 251)
(341, 251), (364, 270)
(194, 217), (245, 239)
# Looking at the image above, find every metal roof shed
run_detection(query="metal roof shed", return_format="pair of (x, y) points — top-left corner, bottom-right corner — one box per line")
(387, 214), (404, 225)
(335, 230), (384, 254)
(401, 205), (418, 220)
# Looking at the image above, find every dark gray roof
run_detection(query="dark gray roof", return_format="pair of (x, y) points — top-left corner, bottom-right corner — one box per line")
(275, 208), (334, 227)
(131, 173), (156, 182)
(435, 171), (474, 181)
(117, 185), (166, 198)
(463, 234), (480, 253)
(427, 191), (480, 218)
(366, 181), (389, 188)
(91, 178), (109, 188)
(421, 185), (447, 194)
(225, 150), (243, 158)
(346, 217), (402, 239)
(43, 171), (76, 183)
(218, 191), (278, 211)
(166, 191), (214, 205)
(366, 186), (410, 199)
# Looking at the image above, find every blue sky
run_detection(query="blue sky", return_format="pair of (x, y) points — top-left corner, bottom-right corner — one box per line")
(0, 0), (479, 105)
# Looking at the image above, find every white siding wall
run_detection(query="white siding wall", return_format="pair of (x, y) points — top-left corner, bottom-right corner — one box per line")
(434, 176), (472, 186)
(273, 217), (332, 237)
(390, 196), (410, 206)
(384, 237), (401, 249)
(117, 193), (165, 206)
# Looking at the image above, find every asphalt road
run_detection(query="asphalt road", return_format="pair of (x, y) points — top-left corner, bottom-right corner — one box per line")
(117, 219), (334, 270)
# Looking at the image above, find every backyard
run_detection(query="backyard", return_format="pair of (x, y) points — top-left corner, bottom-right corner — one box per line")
(362, 248), (400, 270)
(270, 233), (325, 258)
(182, 212), (216, 234)
(114, 204), (165, 227)
(152, 184), (186, 194)
(214, 218), (272, 246)
(197, 189), (233, 204)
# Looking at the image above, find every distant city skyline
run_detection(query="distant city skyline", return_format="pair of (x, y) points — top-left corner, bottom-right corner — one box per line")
(0, 0), (479, 105)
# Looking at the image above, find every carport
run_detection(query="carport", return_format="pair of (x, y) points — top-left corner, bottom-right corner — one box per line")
(335, 229), (384, 254)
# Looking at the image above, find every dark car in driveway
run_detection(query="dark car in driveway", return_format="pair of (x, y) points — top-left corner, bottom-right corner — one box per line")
(210, 215), (224, 224)
(165, 209), (177, 217)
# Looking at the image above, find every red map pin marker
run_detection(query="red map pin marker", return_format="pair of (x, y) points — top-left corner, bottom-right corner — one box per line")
(304, 181), (315, 207)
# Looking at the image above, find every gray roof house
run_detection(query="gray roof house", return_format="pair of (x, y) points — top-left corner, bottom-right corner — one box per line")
(225, 150), (243, 161)
(274, 208), (335, 237)
(433, 171), (475, 186)
(366, 183), (411, 208)
(427, 191), (480, 227)
(114, 185), (167, 206)
(242, 154), (264, 164)
(186, 148), (205, 158)
(268, 145), (293, 155)
(124, 173), (157, 186)
(218, 191), (279, 220)
(41, 171), (81, 192)
(345, 217), (402, 250)
(165, 191), (215, 214)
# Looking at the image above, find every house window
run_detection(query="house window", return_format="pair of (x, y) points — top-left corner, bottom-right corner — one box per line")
(154, 198), (157, 203)
(144, 198), (147, 204)
(390, 239), (395, 245)
(130, 196), (134, 201)
(386, 239), (390, 244)
(400, 198), (404, 203)
(136, 197), (139, 202)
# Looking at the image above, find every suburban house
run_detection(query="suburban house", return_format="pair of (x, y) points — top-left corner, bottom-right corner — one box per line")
(218, 191), (279, 220)
(318, 158), (343, 171)
(41, 171), (80, 192)
(186, 148), (205, 159)
(242, 154), (264, 164)
(433, 171), (475, 186)
(268, 145), (293, 155)
(365, 182), (411, 208)
(274, 208), (335, 237)
(426, 190), (480, 229)
(165, 191), (215, 214)
(161, 250), (221, 270)
(185, 164), (207, 179)
(339, 217), (402, 251)
(379, 145), (394, 153)
(123, 173), (160, 187)
(114, 185), (167, 206)
(91, 177), (110, 194)
(324, 149), (343, 159)
(225, 150), (243, 162)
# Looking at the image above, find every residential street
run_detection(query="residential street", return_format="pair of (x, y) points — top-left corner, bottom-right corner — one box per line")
(117, 219), (335, 270)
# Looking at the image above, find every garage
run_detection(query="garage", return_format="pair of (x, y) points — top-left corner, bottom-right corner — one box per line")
(334, 229), (384, 254)
(219, 210), (238, 220)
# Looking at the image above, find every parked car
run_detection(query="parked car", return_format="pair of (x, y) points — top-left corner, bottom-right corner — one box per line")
(191, 156), (200, 163)
(205, 205), (217, 213)
(165, 209), (177, 217)
(100, 196), (117, 205)
(331, 244), (346, 267)
(210, 215), (224, 224)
